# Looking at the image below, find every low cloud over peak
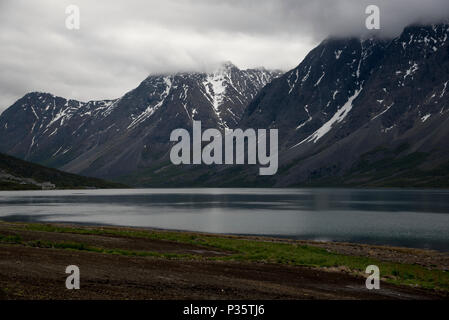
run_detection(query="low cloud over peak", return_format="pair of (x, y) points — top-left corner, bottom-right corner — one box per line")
(1, 0), (448, 112)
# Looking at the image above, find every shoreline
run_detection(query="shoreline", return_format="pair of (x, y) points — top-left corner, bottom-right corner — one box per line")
(2, 216), (448, 253)
(0, 221), (448, 300)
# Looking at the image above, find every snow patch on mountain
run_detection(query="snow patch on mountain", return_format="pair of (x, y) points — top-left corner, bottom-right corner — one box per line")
(287, 69), (299, 94)
(204, 74), (226, 111)
(372, 102), (395, 121)
(293, 86), (363, 147)
(296, 105), (312, 130)
(421, 114), (431, 122)
(128, 77), (172, 129)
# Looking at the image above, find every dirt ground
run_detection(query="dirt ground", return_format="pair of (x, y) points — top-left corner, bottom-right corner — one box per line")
(0, 222), (447, 300)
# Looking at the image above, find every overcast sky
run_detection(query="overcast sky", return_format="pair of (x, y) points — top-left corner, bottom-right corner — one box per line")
(1, 0), (448, 113)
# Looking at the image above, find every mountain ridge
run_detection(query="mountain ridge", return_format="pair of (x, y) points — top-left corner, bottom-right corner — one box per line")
(0, 62), (281, 180)
(1, 24), (449, 187)
(129, 23), (449, 188)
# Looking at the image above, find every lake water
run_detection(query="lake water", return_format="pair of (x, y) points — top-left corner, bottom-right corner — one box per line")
(1, 188), (449, 251)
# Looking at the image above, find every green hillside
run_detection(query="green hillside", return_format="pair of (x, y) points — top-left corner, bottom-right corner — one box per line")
(0, 153), (127, 190)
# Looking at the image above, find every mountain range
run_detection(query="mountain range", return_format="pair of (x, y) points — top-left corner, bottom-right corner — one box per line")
(1, 23), (448, 188)
(0, 63), (280, 181)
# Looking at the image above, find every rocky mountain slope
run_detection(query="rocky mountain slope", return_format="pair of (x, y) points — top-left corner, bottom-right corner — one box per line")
(0, 62), (280, 180)
(238, 23), (449, 187)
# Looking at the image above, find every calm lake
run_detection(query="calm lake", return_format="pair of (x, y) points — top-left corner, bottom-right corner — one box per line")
(1, 188), (449, 251)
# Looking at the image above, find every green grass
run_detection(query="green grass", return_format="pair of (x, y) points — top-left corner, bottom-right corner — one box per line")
(0, 233), (198, 260)
(0, 233), (23, 243)
(13, 223), (449, 292)
(0, 181), (41, 191)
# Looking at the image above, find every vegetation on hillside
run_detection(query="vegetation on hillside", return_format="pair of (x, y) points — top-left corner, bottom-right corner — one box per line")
(0, 153), (127, 190)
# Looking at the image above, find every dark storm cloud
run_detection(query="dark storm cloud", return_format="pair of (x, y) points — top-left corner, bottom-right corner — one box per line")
(1, 0), (448, 112)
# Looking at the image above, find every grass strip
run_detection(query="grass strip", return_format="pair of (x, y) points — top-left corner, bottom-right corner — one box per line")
(0, 233), (199, 260)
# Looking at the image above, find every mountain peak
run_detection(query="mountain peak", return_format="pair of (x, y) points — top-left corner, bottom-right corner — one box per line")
(221, 60), (237, 68)
(25, 91), (55, 99)
(215, 61), (239, 73)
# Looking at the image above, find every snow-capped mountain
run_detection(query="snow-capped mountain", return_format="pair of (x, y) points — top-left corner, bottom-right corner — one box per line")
(0, 62), (281, 178)
(235, 23), (449, 187)
(124, 23), (449, 188)
(1, 23), (448, 188)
